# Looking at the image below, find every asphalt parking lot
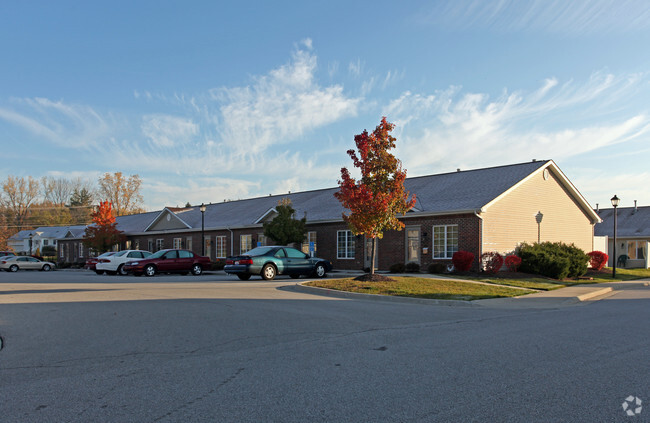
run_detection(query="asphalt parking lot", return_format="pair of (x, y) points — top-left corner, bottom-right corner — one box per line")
(1, 269), (648, 422)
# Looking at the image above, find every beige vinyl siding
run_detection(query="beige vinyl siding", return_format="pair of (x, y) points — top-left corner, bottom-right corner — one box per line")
(481, 168), (594, 254)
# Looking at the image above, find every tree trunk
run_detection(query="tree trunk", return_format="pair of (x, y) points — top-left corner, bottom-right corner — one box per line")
(370, 237), (377, 275)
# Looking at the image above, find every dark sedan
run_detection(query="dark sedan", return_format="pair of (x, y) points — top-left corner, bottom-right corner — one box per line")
(122, 249), (211, 276)
(224, 246), (332, 281)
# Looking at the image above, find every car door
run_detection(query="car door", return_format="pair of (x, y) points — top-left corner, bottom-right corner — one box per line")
(177, 250), (194, 271)
(283, 247), (311, 274)
(24, 257), (40, 270)
(158, 250), (178, 272)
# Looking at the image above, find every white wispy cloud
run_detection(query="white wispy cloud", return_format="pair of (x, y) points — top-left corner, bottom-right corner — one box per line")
(385, 72), (650, 175)
(418, 0), (650, 34)
(141, 114), (199, 148)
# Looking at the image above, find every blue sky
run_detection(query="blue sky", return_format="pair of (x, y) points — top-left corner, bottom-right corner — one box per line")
(2, 0), (650, 211)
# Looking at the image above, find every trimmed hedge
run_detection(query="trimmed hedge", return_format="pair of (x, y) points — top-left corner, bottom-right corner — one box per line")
(405, 262), (420, 273)
(517, 242), (589, 279)
(389, 263), (405, 273)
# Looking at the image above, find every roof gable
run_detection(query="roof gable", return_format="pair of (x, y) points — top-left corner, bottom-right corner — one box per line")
(144, 208), (192, 232)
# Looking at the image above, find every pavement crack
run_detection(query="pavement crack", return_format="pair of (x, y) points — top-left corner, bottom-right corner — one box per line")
(152, 367), (245, 422)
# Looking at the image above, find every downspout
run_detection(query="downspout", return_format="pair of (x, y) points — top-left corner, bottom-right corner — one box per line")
(227, 227), (234, 256)
(474, 210), (484, 269)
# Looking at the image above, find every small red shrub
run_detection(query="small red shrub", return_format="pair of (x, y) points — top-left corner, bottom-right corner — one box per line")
(481, 252), (504, 274)
(505, 255), (522, 272)
(452, 251), (474, 272)
(587, 251), (608, 271)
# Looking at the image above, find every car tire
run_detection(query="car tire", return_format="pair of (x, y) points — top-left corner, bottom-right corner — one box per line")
(314, 263), (327, 278)
(144, 265), (156, 277)
(237, 273), (251, 280)
(9, 264), (18, 272)
(261, 264), (276, 281)
(117, 264), (128, 276)
(191, 264), (203, 276)
(42, 264), (51, 271)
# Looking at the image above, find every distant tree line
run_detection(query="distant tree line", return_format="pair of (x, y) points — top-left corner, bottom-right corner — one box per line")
(0, 172), (144, 249)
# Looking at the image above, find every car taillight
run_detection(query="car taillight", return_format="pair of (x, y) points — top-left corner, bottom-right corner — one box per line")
(239, 258), (253, 265)
(98, 259), (110, 263)
(226, 259), (234, 265)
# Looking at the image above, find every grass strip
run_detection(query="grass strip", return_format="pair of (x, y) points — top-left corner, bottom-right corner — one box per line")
(305, 276), (533, 301)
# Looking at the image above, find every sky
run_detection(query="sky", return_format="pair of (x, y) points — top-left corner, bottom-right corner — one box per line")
(1, 0), (650, 212)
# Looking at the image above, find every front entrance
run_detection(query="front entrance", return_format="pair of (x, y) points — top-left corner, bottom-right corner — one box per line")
(364, 237), (377, 270)
(406, 227), (420, 264)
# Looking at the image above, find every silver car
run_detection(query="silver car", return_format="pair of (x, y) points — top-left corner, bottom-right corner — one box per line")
(0, 256), (55, 272)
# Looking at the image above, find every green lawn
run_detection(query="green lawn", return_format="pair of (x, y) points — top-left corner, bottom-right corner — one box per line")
(441, 267), (650, 291)
(305, 277), (534, 301)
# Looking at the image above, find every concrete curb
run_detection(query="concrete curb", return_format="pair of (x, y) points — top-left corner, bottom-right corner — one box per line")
(294, 282), (477, 307)
(574, 287), (613, 301)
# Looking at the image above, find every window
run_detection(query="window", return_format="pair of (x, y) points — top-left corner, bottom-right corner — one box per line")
(186, 237), (192, 252)
(148, 239), (154, 252)
(302, 231), (317, 256)
(285, 247), (307, 259)
(627, 241), (647, 260)
(173, 238), (182, 249)
(60, 245), (64, 258)
(79, 243), (84, 258)
(240, 235), (253, 254)
(53, 240), (56, 245)
(134, 240), (140, 250)
(337, 230), (355, 259)
(205, 238), (212, 258)
(407, 228), (420, 263)
(216, 236), (227, 258)
(156, 239), (164, 251)
(43, 239), (49, 246)
(257, 233), (267, 247)
(179, 250), (193, 258)
(125, 240), (132, 249)
(433, 225), (458, 259)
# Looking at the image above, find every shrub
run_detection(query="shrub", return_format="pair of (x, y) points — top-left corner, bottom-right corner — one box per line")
(389, 263), (405, 273)
(505, 255), (522, 272)
(428, 263), (447, 274)
(481, 252), (504, 274)
(517, 242), (589, 279)
(405, 262), (420, 273)
(587, 251), (608, 271)
(42, 245), (57, 256)
(452, 251), (474, 272)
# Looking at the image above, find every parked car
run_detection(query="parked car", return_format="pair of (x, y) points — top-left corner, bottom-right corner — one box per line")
(122, 249), (210, 276)
(95, 250), (152, 275)
(1, 256), (55, 272)
(224, 246), (332, 281)
(0, 251), (16, 257)
(85, 251), (117, 271)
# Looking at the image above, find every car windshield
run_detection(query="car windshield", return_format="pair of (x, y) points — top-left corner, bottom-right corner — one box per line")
(243, 246), (275, 256)
(148, 250), (168, 259)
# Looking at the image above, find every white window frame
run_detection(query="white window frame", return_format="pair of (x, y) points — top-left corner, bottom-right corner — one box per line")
(186, 237), (192, 252)
(240, 235), (253, 254)
(173, 238), (182, 249)
(156, 239), (164, 251)
(216, 236), (227, 258)
(433, 225), (458, 259)
(337, 230), (355, 259)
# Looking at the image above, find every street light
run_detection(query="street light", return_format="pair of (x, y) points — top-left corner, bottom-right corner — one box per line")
(535, 211), (543, 243)
(611, 195), (620, 278)
(200, 203), (207, 256)
(28, 233), (33, 255)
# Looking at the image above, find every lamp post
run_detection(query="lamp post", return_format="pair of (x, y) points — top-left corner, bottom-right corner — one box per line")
(200, 203), (206, 256)
(535, 211), (543, 243)
(28, 233), (33, 255)
(611, 195), (620, 278)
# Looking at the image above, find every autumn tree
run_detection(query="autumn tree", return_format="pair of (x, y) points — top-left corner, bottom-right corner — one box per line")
(334, 117), (416, 277)
(83, 201), (125, 253)
(263, 198), (306, 246)
(1, 175), (40, 231)
(98, 172), (144, 216)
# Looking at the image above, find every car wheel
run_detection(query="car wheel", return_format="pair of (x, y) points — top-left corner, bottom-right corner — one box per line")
(95, 270), (104, 275)
(191, 264), (203, 276)
(261, 264), (276, 281)
(117, 264), (128, 276)
(237, 273), (251, 281)
(144, 265), (156, 277)
(9, 264), (18, 272)
(314, 263), (327, 278)
(42, 264), (51, 271)
(290, 274), (300, 279)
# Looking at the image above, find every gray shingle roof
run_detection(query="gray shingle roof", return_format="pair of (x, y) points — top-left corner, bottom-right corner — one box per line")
(595, 206), (650, 238)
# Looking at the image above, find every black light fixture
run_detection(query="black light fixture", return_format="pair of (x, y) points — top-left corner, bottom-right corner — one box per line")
(200, 203), (207, 256)
(535, 211), (543, 243)
(611, 195), (619, 278)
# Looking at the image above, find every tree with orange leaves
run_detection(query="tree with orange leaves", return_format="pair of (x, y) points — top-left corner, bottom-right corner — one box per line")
(83, 201), (125, 254)
(334, 117), (416, 277)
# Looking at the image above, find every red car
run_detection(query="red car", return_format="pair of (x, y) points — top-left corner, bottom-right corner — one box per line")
(85, 251), (117, 271)
(122, 249), (210, 276)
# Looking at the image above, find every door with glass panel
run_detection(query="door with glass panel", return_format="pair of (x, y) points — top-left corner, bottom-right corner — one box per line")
(406, 227), (420, 264)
